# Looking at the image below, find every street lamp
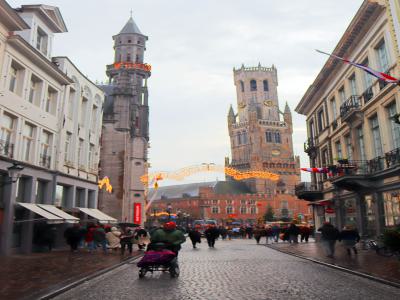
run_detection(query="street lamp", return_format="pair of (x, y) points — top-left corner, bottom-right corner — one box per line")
(0, 163), (24, 187)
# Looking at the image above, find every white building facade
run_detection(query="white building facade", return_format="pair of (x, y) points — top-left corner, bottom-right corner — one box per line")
(0, 2), (106, 255)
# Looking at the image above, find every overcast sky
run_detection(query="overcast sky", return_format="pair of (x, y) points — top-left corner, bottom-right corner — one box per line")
(10, 0), (363, 185)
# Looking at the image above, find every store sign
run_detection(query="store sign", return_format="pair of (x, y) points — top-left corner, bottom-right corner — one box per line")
(325, 208), (335, 214)
(134, 203), (141, 224)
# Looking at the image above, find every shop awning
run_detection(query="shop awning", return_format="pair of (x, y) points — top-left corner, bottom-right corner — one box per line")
(77, 207), (117, 224)
(38, 204), (80, 223)
(18, 203), (64, 224)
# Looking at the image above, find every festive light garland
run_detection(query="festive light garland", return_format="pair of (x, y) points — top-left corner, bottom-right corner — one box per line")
(98, 176), (113, 193)
(140, 164), (279, 187)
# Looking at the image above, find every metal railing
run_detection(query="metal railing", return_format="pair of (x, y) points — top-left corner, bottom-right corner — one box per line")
(304, 137), (318, 153)
(329, 148), (400, 178)
(362, 86), (374, 104)
(0, 139), (14, 158)
(340, 95), (361, 119)
(295, 182), (323, 193)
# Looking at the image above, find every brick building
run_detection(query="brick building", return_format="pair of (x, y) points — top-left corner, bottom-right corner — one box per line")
(149, 181), (310, 224)
(226, 64), (301, 195)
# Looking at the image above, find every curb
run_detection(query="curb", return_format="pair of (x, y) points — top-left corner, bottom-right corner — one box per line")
(266, 245), (400, 289)
(37, 254), (143, 300)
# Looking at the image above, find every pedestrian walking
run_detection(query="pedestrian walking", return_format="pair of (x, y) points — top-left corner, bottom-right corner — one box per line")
(188, 226), (202, 248)
(64, 224), (82, 252)
(300, 225), (311, 243)
(339, 225), (360, 255)
(120, 227), (134, 255)
(135, 226), (149, 250)
(106, 226), (121, 252)
(265, 225), (273, 244)
(219, 226), (228, 240)
(85, 224), (96, 252)
(272, 223), (280, 243)
(253, 225), (265, 244)
(93, 225), (107, 253)
(245, 226), (253, 239)
(204, 224), (219, 248)
(318, 221), (339, 258)
(287, 222), (300, 244)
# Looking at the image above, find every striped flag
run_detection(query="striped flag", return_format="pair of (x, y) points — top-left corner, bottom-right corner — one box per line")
(316, 49), (399, 84)
(301, 167), (329, 173)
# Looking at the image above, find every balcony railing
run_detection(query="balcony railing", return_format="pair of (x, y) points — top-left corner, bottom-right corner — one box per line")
(362, 86), (374, 104)
(39, 154), (51, 169)
(0, 139), (14, 158)
(304, 137), (318, 154)
(295, 182), (323, 201)
(295, 182), (323, 193)
(385, 147), (400, 168)
(329, 148), (400, 178)
(340, 95), (362, 121)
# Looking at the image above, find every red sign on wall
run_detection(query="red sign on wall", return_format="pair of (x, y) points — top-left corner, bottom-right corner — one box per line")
(134, 203), (141, 224)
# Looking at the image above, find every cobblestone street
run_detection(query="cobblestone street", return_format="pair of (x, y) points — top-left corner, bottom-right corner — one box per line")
(54, 239), (399, 300)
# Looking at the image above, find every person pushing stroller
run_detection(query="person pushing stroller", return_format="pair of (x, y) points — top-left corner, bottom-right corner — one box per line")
(150, 221), (186, 255)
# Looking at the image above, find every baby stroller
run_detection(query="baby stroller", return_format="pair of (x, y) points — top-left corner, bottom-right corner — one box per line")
(137, 242), (180, 278)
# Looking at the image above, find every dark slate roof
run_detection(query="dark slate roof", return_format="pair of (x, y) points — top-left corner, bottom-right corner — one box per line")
(119, 17), (142, 35)
(99, 84), (114, 115)
(213, 181), (251, 195)
(149, 182), (218, 200)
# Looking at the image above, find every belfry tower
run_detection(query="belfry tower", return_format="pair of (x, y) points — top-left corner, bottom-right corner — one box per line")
(226, 64), (300, 195)
(98, 15), (151, 224)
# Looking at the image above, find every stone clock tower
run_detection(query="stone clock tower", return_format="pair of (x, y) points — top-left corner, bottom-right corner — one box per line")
(226, 64), (300, 194)
(98, 15), (150, 224)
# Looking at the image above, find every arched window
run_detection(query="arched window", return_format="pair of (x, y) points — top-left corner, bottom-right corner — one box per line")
(263, 80), (269, 91)
(237, 133), (241, 145)
(127, 53), (131, 62)
(240, 80), (244, 92)
(275, 132), (281, 143)
(266, 131), (272, 143)
(250, 79), (257, 91)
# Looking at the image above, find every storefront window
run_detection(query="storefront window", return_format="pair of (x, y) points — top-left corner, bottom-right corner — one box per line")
(344, 198), (357, 226)
(383, 191), (400, 226)
(364, 195), (377, 236)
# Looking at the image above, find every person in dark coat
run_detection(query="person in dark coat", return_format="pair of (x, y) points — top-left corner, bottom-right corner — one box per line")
(253, 226), (265, 244)
(318, 222), (339, 258)
(271, 224), (281, 243)
(339, 225), (360, 255)
(120, 227), (134, 255)
(135, 227), (148, 250)
(287, 222), (300, 244)
(64, 224), (82, 252)
(245, 226), (253, 239)
(188, 226), (202, 248)
(204, 225), (219, 248)
(300, 225), (312, 243)
(219, 226), (228, 240)
(93, 225), (107, 253)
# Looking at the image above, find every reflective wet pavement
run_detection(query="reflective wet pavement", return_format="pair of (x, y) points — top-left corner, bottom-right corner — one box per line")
(54, 239), (399, 300)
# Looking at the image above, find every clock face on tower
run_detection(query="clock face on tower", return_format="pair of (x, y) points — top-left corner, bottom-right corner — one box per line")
(239, 102), (246, 109)
(264, 100), (273, 107)
(271, 149), (281, 156)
